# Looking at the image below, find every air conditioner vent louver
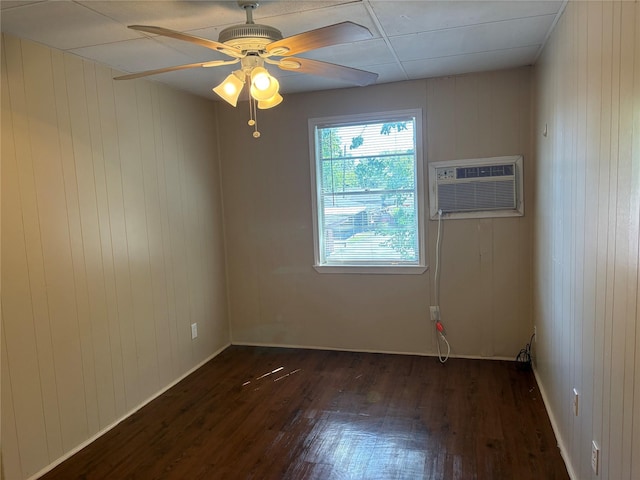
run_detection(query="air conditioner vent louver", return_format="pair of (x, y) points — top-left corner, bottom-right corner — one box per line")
(428, 156), (524, 219)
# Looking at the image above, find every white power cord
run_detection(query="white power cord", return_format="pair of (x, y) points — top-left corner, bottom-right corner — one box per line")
(434, 209), (450, 363)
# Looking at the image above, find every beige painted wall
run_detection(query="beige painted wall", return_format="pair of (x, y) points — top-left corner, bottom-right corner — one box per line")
(533, 2), (640, 479)
(217, 68), (533, 358)
(1, 35), (230, 479)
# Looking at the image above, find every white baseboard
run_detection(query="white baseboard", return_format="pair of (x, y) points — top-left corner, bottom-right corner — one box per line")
(28, 343), (231, 480)
(532, 365), (578, 480)
(231, 341), (516, 361)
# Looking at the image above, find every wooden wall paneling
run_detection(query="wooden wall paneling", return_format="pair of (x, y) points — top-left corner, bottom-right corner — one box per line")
(51, 47), (101, 437)
(209, 103), (230, 350)
(631, 7), (640, 479)
(2, 35), (230, 478)
(1, 38), (23, 480)
(566, 2), (585, 469)
(190, 102), (218, 359)
(486, 71), (527, 356)
(565, 4), (577, 450)
(135, 80), (175, 388)
(65, 54), (118, 430)
(80, 62), (127, 425)
(113, 75), (160, 401)
(535, 2), (640, 478)
(475, 74), (496, 358)
(518, 71), (533, 347)
(531, 37), (548, 372)
(176, 98), (203, 362)
(453, 75), (480, 159)
(552, 21), (562, 402)
(491, 217), (522, 356)
(558, 3), (574, 449)
(94, 65), (143, 410)
(1, 325), (22, 480)
(22, 40), (89, 452)
(588, 2), (611, 478)
(601, 1), (622, 476)
(476, 73), (497, 157)
(174, 92), (197, 368)
(83, 60), (127, 417)
(158, 88), (192, 372)
(5, 35), (67, 466)
(150, 83), (180, 380)
(478, 218), (495, 357)
(577, 1), (599, 477)
(426, 76), (456, 162)
(550, 16), (566, 421)
(1, 37), (54, 475)
(616, 4), (637, 478)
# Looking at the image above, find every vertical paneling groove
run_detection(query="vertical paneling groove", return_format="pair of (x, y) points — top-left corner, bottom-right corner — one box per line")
(1, 33), (230, 479)
(533, 2), (639, 479)
(1, 37), (24, 480)
(631, 6), (640, 479)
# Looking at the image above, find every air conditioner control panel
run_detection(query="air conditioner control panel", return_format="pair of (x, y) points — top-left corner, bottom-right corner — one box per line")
(436, 168), (455, 180)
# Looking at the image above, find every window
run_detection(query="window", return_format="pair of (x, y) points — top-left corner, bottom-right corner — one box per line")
(309, 110), (425, 274)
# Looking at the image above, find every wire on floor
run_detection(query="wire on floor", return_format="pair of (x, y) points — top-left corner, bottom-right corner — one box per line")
(516, 333), (536, 370)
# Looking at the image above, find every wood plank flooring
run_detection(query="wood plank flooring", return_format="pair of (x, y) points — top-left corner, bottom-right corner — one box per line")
(40, 346), (569, 479)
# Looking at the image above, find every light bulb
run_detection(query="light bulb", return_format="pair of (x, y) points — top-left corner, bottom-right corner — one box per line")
(253, 72), (271, 91)
(250, 67), (279, 101)
(223, 82), (237, 95)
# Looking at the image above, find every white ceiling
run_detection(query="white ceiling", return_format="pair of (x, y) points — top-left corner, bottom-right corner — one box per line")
(1, 0), (565, 101)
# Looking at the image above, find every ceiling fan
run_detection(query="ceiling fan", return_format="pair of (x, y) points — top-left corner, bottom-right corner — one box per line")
(115, 1), (378, 137)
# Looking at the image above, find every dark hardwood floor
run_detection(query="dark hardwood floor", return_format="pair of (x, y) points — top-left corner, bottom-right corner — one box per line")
(40, 346), (569, 480)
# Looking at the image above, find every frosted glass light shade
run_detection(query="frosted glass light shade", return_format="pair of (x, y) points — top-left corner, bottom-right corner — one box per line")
(213, 72), (245, 106)
(258, 92), (283, 109)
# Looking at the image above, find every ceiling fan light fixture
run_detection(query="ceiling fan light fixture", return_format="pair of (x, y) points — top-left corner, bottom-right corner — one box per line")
(213, 70), (246, 106)
(258, 92), (283, 110)
(249, 68), (279, 101)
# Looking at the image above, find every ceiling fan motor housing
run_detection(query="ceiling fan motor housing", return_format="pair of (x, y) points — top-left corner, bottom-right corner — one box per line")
(218, 23), (283, 52)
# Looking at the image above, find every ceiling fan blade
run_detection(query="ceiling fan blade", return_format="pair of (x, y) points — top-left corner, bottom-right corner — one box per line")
(129, 25), (243, 58)
(276, 57), (378, 86)
(266, 21), (373, 57)
(113, 60), (234, 80)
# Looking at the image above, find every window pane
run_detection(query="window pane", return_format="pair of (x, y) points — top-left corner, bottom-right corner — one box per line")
(314, 116), (420, 266)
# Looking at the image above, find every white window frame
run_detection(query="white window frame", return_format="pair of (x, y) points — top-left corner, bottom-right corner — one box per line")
(308, 109), (427, 274)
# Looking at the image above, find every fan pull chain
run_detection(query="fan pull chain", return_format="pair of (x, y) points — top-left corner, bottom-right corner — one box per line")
(247, 96), (260, 138)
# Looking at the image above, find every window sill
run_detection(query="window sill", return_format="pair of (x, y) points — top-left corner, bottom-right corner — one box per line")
(313, 265), (429, 275)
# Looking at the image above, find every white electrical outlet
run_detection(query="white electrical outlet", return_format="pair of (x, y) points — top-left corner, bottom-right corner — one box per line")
(430, 306), (440, 321)
(591, 440), (600, 475)
(572, 388), (579, 416)
(191, 323), (198, 340)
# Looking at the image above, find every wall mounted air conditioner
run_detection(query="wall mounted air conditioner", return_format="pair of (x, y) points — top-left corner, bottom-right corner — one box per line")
(428, 155), (524, 220)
